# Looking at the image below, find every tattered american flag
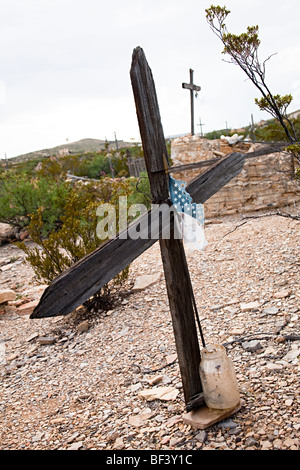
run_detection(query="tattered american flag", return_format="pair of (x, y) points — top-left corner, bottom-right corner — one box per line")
(169, 175), (207, 251)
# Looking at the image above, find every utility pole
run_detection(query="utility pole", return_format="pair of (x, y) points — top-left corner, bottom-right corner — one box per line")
(250, 114), (256, 142)
(197, 117), (205, 137)
(225, 121), (229, 136)
(114, 132), (119, 150)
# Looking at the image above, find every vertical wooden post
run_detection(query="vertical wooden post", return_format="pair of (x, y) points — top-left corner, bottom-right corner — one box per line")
(130, 47), (202, 406)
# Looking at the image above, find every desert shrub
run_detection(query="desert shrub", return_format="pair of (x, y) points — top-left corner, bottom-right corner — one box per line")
(84, 154), (112, 178)
(2, 157), (152, 306)
(111, 153), (130, 177)
(17, 179), (135, 305)
(205, 129), (232, 140)
(254, 117), (300, 142)
(18, 187), (104, 281)
(127, 171), (151, 209)
(0, 173), (70, 234)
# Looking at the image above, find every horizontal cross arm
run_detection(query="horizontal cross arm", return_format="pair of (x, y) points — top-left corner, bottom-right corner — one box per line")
(182, 83), (201, 92)
(30, 151), (245, 319)
(30, 210), (165, 319)
(170, 143), (286, 174)
(186, 152), (246, 204)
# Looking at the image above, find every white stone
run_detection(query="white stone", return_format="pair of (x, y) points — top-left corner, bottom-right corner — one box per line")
(230, 328), (245, 335)
(282, 348), (299, 363)
(265, 363), (283, 371)
(240, 301), (261, 312)
(240, 301), (261, 311)
(132, 273), (161, 292)
(0, 223), (15, 241)
(68, 441), (83, 450)
(262, 307), (279, 315)
(242, 340), (263, 352)
(138, 386), (179, 401)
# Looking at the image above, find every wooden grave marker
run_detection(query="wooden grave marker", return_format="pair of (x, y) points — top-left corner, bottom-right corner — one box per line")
(30, 47), (246, 410)
(182, 68), (201, 135)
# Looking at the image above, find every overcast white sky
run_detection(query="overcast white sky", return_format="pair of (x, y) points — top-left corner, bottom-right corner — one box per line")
(1, 0), (300, 158)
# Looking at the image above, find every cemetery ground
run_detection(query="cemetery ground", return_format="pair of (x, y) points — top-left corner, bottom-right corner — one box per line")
(0, 210), (299, 450)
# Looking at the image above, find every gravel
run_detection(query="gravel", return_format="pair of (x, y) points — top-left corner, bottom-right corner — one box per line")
(0, 211), (299, 450)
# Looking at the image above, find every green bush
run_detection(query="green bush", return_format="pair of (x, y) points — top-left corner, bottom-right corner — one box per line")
(17, 178), (136, 290)
(0, 174), (70, 235)
(205, 129), (232, 140)
(2, 156), (152, 307)
(84, 154), (112, 178)
(254, 116), (300, 142)
(18, 187), (104, 281)
(127, 171), (151, 209)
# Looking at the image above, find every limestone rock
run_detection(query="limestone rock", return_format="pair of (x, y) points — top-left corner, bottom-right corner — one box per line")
(147, 374), (163, 385)
(68, 441), (83, 450)
(128, 415), (144, 427)
(240, 301), (261, 312)
(230, 327), (245, 335)
(138, 386), (179, 401)
(242, 340), (263, 352)
(77, 320), (89, 333)
(262, 307), (279, 315)
(113, 437), (125, 450)
(281, 346), (300, 363)
(165, 353), (177, 364)
(273, 290), (290, 299)
(38, 336), (56, 345)
(170, 137), (300, 218)
(16, 300), (39, 316)
(0, 223), (16, 244)
(265, 362), (283, 371)
(0, 290), (15, 305)
(132, 273), (161, 292)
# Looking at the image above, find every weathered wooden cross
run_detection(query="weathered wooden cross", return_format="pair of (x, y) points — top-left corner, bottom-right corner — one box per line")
(30, 48), (246, 409)
(182, 69), (201, 135)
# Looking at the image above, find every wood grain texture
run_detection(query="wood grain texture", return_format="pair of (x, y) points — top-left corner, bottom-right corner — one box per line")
(170, 142), (286, 174)
(130, 47), (202, 404)
(130, 47), (170, 182)
(186, 152), (246, 204)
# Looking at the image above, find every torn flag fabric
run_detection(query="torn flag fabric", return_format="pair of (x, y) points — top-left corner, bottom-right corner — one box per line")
(169, 174), (207, 251)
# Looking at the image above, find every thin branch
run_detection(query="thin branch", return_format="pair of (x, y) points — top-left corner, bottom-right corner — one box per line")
(221, 220), (248, 239)
(243, 211), (300, 222)
(220, 210), (300, 242)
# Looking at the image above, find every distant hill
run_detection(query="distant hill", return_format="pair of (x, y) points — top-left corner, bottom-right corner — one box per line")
(7, 107), (300, 164)
(8, 138), (138, 164)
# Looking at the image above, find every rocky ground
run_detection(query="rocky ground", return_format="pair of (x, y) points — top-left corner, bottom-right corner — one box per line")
(0, 211), (299, 451)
